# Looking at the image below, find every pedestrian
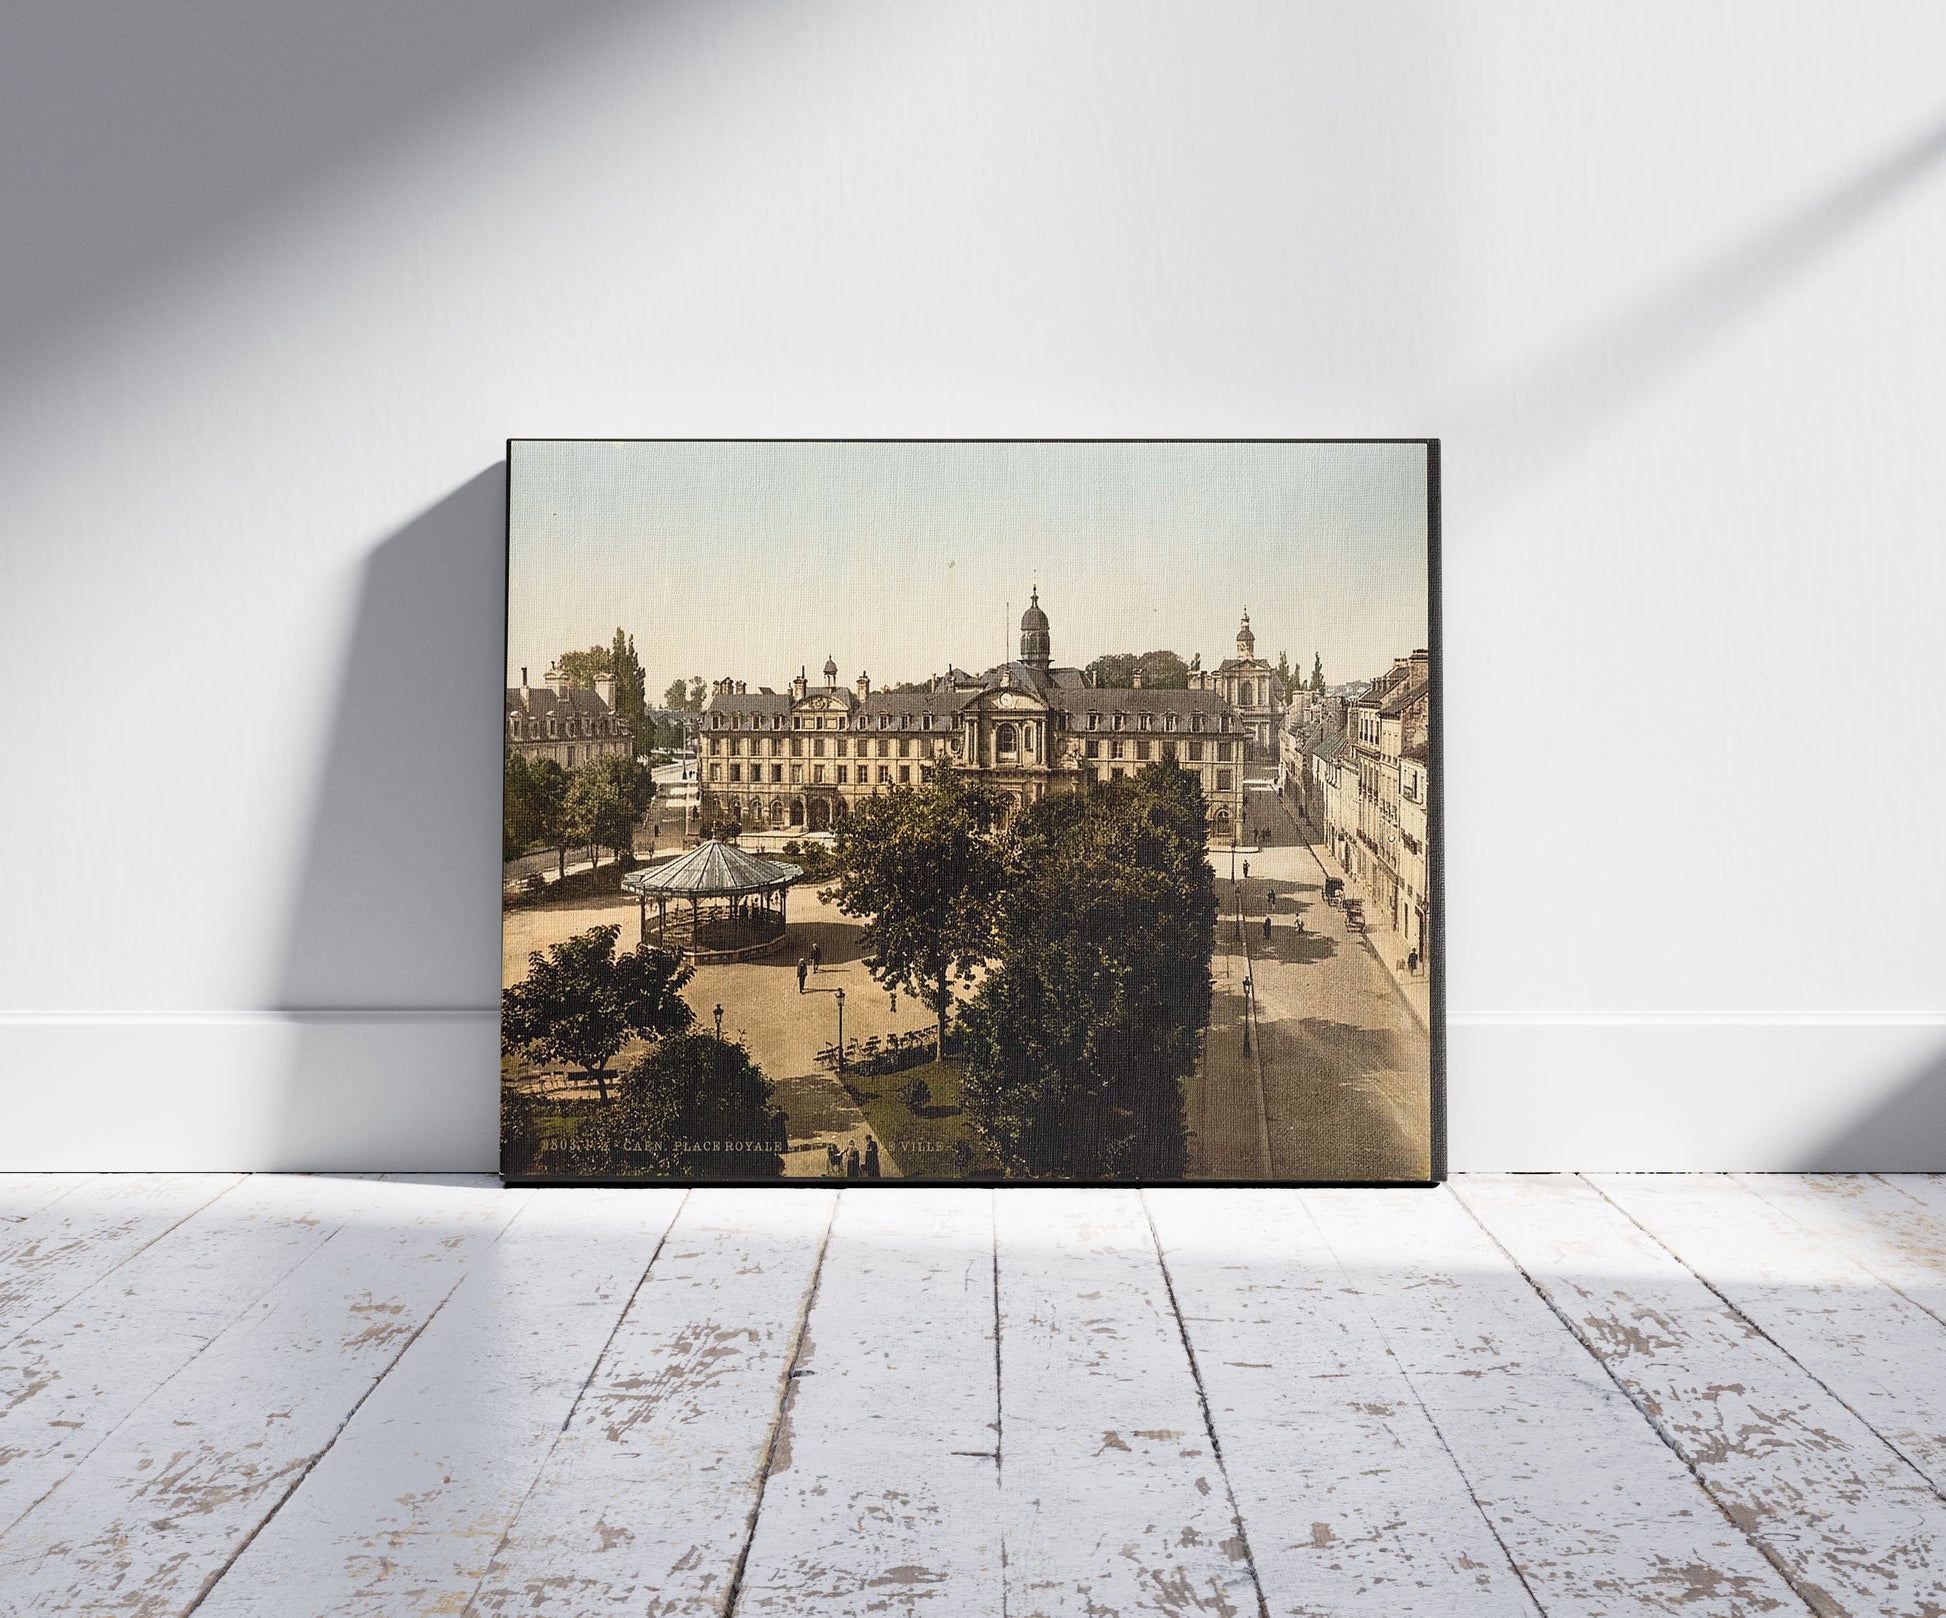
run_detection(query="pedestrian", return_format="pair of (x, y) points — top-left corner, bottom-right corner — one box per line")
(864, 1138), (881, 1178)
(1408, 948), (1420, 975)
(811, 941), (823, 973)
(796, 957), (808, 994)
(844, 1143), (861, 1179)
(1242, 859), (1250, 881)
(825, 1142), (843, 1175)
(1294, 913), (1304, 935)
(1263, 911), (1273, 940)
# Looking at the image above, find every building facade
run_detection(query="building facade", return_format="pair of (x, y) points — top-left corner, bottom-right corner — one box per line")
(696, 591), (1248, 834)
(506, 665), (632, 770)
(1188, 610), (1283, 759)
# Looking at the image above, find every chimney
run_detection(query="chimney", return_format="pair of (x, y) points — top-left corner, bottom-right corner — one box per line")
(1132, 669), (1144, 689)
(544, 665), (570, 700)
(791, 666), (808, 701)
(738, 680), (747, 694)
(594, 673), (617, 709)
(856, 670), (871, 700)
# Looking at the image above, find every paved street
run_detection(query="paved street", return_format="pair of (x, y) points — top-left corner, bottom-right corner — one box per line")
(1189, 779), (1433, 1181)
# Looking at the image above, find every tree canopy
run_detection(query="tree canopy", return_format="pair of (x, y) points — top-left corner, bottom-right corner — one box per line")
(504, 753), (570, 872)
(555, 644), (613, 686)
(500, 925), (694, 1103)
(1310, 653), (1325, 693)
(960, 762), (1216, 1179)
(663, 676), (707, 712)
(566, 752), (656, 865)
(565, 1032), (787, 1179)
(1085, 650), (1190, 690)
(833, 761), (1007, 1059)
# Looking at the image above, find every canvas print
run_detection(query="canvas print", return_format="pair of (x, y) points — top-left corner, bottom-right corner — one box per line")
(502, 440), (1440, 1184)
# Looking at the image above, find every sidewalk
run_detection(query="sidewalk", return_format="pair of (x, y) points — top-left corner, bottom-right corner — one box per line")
(1278, 801), (1431, 1033)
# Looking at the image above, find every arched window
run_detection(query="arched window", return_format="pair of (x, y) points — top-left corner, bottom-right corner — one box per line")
(995, 722), (1018, 755)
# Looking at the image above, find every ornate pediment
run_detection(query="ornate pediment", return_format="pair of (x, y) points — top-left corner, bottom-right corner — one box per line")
(973, 689), (1044, 713)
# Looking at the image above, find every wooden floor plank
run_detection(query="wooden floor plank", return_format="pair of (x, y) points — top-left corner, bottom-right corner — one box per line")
(1733, 1176), (1946, 1322)
(994, 1187), (1262, 1618)
(0, 1176), (527, 1616)
(0, 1174), (96, 1223)
(0, 1173), (244, 1348)
(1594, 1173), (1946, 1500)
(0, 1175), (401, 1536)
(732, 1188), (1003, 1614)
(1304, 1186), (1806, 1616)
(190, 1186), (687, 1617)
(1457, 1173), (1946, 1617)
(1145, 1187), (1539, 1616)
(464, 1187), (837, 1616)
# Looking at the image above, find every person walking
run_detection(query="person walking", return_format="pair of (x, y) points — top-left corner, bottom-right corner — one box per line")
(796, 956), (808, 994)
(844, 1142), (861, 1179)
(811, 941), (823, 973)
(1263, 910), (1273, 940)
(825, 1142), (843, 1176)
(863, 1137), (881, 1178)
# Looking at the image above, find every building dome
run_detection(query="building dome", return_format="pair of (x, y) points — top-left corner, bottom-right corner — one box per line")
(1236, 608), (1256, 658)
(1019, 587), (1051, 670)
(822, 654), (838, 686)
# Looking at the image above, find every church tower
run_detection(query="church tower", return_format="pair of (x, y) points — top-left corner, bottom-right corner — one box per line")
(1236, 608), (1256, 659)
(1020, 587), (1051, 672)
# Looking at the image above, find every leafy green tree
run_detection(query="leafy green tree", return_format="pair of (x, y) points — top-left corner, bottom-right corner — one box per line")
(608, 628), (656, 757)
(567, 753), (657, 867)
(1085, 650), (1190, 690)
(960, 763), (1216, 1179)
(511, 756), (571, 880)
(569, 1032), (787, 1179)
(501, 925), (694, 1104)
(1276, 649), (1292, 690)
(556, 645), (613, 686)
(663, 675), (707, 712)
(833, 761), (1006, 1061)
(504, 752), (543, 861)
(1310, 653), (1325, 693)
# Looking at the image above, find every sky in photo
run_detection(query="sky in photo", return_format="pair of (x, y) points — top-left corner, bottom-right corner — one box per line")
(507, 440), (1430, 697)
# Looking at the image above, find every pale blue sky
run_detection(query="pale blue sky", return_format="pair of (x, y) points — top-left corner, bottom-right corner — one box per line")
(507, 440), (1430, 695)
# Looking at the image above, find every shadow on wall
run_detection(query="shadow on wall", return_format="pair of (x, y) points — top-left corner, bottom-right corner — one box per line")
(269, 467), (507, 1171)
(0, 1), (644, 379)
(1796, 1044), (1946, 1173)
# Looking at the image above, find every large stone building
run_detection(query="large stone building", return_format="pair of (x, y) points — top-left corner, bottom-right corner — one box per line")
(1188, 610), (1283, 758)
(697, 590), (1248, 834)
(506, 665), (632, 770)
(1322, 650), (1432, 962)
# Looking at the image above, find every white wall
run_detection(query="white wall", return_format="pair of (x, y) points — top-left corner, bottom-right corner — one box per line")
(4, 1), (1943, 1171)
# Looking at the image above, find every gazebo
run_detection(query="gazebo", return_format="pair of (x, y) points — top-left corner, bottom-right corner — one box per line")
(621, 840), (802, 963)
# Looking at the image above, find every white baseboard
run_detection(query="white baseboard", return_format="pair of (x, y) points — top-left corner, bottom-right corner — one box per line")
(0, 1013), (1939, 1173)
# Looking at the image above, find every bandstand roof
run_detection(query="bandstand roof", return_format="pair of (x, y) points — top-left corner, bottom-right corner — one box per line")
(621, 840), (802, 900)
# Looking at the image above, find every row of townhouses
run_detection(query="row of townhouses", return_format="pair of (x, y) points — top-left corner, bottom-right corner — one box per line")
(1280, 650), (1433, 965)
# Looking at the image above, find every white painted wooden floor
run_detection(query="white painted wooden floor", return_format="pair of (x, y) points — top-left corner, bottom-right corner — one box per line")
(2, 1176), (1944, 1616)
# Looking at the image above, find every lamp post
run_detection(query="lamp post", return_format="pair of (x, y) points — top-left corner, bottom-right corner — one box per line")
(1241, 975), (1253, 1056)
(835, 988), (846, 1073)
(713, 1003), (723, 1041)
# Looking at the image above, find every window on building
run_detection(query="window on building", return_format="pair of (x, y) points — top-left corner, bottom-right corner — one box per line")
(790, 764), (803, 784)
(1112, 713), (1126, 731)
(1162, 741), (1177, 764)
(1136, 738), (1152, 760)
(1140, 713), (1152, 731)
(813, 764), (825, 784)
(996, 722), (1018, 754)
(1087, 712), (1100, 731)
(567, 746), (576, 767)
(878, 765), (892, 784)
(1165, 713), (1178, 732)
(790, 737), (803, 757)
(729, 764), (741, 783)
(1216, 769), (1232, 791)
(899, 765), (911, 784)
(1111, 738), (1126, 759)
(1218, 741), (1234, 761)
(770, 764), (783, 783)
(837, 765), (848, 784)
(709, 762), (721, 781)
(812, 737), (825, 757)
(1084, 738), (1099, 759)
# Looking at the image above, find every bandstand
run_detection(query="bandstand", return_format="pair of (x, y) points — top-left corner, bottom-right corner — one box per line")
(620, 840), (802, 963)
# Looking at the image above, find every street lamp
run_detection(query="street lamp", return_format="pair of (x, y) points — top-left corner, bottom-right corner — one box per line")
(713, 1003), (724, 1041)
(835, 988), (846, 1073)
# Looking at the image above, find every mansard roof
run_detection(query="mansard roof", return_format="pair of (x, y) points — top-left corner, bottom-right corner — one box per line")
(506, 685), (617, 718)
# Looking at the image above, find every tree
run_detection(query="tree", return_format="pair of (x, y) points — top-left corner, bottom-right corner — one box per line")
(569, 1032), (787, 1179)
(833, 761), (1006, 1061)
(1276, 650), (1292, 691)
(566, 753), (656, 867)
(960, 763), (1216, 1179)
(608, 628), (655, 758)
(1084, 650), (1190, 690)
(501, 925), (694, 1104)
(556, 644), (613, 686)
(663, 674), (707, 712)
(510, 756), (571, 880)
(504, 753), (544, 861)
(1310, 653), (1325, 693)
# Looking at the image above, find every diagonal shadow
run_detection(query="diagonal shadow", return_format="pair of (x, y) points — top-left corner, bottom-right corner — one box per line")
(1794, 1041), (1946, 1172)
(1456, 110), (1946, 510)
(0, 0), (662, 378)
